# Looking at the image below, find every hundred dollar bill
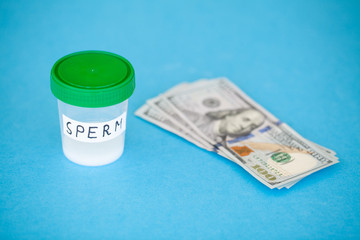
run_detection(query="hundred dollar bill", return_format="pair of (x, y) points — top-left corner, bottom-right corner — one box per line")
(163, 78), (338, 188)
(136, 100), (337, 189)
(136, 78), (338, 189)
(136, 101), (338, 189)
(138, 101), (338, 189)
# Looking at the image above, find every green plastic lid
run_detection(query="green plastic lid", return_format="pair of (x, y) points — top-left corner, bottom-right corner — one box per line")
(50, 50), (135, 108)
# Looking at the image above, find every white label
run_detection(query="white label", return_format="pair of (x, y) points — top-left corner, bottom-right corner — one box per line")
(62, 113), (127, 143)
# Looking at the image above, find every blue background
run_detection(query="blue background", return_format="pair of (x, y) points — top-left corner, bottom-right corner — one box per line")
(1, 0), (359, 239)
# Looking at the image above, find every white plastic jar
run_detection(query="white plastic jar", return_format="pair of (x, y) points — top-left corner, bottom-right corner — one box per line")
(50, 51), (135, 166)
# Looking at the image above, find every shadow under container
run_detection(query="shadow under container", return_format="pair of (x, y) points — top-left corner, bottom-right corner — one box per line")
(50, 51), (135, 166)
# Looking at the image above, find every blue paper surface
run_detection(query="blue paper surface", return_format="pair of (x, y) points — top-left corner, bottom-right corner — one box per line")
(1, 0), (359, 239)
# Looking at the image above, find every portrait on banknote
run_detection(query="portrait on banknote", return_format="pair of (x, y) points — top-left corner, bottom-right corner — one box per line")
(182, 104), (265, 144)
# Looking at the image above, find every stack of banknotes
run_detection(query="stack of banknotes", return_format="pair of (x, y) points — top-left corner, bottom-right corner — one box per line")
(135, 78), (338, 189)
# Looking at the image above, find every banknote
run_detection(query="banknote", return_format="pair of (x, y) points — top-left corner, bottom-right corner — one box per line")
(137, 102), (337, 189)
(161, 78), (338, 188)
(136, 78), (338, 189)
(136, 101), (337, 189)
